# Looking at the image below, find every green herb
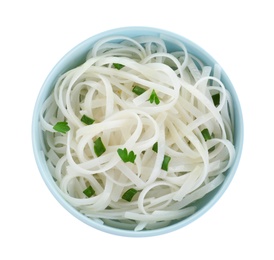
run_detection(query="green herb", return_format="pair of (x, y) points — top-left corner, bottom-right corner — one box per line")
(161, 155), (171, 171)
(152, 143), (170, 171)
(117, 148), (136, 163)
(132, 86), (146, 95)
(94, 137), (106, 157)
(152, 142), (158, 152)
(212, 93), (220, 106)
(201, 128), (211, 141)
(81, 114), (95, 125)
(149, 89), (160, 105)
(122, 188), (138, 202)
(209, 146), (215, 152)
(208, 133), (215, 152)
(53, 121), (70, 134)
(83, 185), (95, 197)
(113, 63), (124, 70)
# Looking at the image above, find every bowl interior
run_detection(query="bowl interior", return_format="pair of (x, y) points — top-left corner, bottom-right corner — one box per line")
(32, 27), (243, 237)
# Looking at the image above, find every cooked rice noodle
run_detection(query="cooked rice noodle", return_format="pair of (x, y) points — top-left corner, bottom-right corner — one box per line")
(40, 35), (235, 231)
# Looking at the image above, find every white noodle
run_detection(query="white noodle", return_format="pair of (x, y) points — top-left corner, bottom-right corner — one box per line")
(40, 35), (235, 231)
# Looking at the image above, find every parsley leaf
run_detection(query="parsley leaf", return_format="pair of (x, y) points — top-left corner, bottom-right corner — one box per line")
(201, 128), (211, 141)
(161, 155), (171, 171)
(83, 186), (95, 197)
(122, 188), (138, 202)
(94, 137), (106, 157)
(132, 86), (146, 95)
(117, 148), (136, 163)
(113, 63), (125, 70)
(212, 93), (220, 107)
(53, 122), (70, 134)
(81, 114), (95, 125)
(149, 89), (160, 105)
(152, 142), (158, 152)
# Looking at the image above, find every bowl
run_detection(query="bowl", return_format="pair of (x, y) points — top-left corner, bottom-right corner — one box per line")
(32, 26), (244, 237)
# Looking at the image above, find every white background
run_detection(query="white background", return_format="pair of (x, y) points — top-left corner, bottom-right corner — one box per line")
(1, 0), (273, 259)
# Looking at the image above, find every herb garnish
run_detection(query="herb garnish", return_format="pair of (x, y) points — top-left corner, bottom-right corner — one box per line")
(113, 63), (125, 70)
(152, 142), (170, 171)
(132, 86), (146, 95)
(53, 122), (70, 134)
(161, 155), (171, 171)
(83, 185), (95, 197)
(122, 188), (138, 202)
(152, 142), (158, 152)
(201, 128), (211, 141)
(212, 93), (220, 107)
(117, 148), (136, 163)
(149, 89), (160, 105)
(94, 137), (106, 157)
(81, 114), (95, 125)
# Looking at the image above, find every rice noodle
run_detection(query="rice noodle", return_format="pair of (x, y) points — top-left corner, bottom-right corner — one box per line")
(40, 35), (235, 231)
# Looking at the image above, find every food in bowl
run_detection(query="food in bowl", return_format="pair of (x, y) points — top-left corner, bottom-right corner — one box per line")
(39, 33), (235, 232)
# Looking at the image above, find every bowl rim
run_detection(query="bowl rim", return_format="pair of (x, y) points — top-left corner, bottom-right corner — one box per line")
(32, 26), (244, 237)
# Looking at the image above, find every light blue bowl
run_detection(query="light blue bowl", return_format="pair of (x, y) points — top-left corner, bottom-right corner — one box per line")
(32, 27), (244, 237)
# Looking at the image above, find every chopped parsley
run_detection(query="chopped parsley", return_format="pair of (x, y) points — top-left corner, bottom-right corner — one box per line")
(81, 114), (95, 125)
(113, 63), (125, 70)
(83, 186), (95, 197)
(161, 155), (171, 171)
(201, 128), (211, 141)
(53, 122), (70, 134)
(132, 86), (146, 95)
(122, 188), (138, 202)
(117, 148), (136, 163)
(94, 137), (106, 157)
(149, 89), (160, 105)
